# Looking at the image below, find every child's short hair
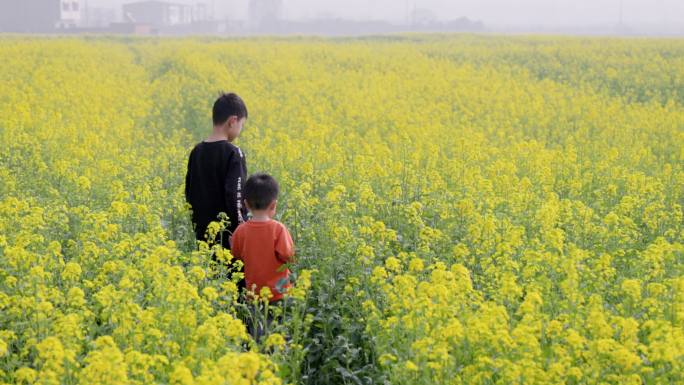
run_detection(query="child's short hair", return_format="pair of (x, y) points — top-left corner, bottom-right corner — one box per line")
(244, 173), (279, 210)
(213, 92), (248, 125)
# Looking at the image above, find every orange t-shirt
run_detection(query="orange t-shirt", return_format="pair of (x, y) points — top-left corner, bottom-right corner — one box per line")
(230, 219), (295, 302)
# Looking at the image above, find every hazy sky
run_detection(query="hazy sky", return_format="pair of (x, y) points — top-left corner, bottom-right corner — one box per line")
(86, 0), (684, 26)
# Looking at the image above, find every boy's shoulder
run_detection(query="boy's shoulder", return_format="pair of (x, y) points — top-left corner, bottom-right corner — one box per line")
(233, 219), (253, 233)
(191, 141), (244, 159)
(234, 220), (249, 231)
(231, 142), (245, 159)
(271, 220), (291, 233)
(239, 219), (288, 231)
(221, 141), (245, 159)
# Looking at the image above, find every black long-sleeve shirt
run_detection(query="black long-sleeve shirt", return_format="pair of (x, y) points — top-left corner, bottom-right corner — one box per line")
(185, 140), (248, 248)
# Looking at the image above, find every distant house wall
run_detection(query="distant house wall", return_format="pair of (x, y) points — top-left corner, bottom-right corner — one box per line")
(248, 0), (282, 29)
(59, 0), (82, 25)
(0, 0), (61, 32)
(123, 2), (165, 26)
(123, 1), (192, 27)
(0, 0), (81, 32)
(166, 4), (192, 25)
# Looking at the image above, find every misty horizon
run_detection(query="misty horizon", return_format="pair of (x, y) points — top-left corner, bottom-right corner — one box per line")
(79, 0), (684, 27)
(2, 0), (683, 36)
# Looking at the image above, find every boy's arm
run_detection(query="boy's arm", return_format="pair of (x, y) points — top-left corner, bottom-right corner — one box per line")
(275, 224), (295, 264)
(223, 148), (246, 234)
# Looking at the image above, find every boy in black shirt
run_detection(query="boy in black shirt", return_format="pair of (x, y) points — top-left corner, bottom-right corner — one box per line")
(185, 92), (249, 289)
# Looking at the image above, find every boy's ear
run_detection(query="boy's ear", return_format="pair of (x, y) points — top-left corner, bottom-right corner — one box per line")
(227, 115), (238, 126)
(217, 119), (230, 132)
(270, 200), (278, 210)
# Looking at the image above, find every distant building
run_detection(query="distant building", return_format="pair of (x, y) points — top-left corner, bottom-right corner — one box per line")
(193, 2), (210, 22)
(0, 0), (81, 32)
(122, 1), (192, 27)
(83, 6), (117, 28)
(248, 0), (283, 29)
(109, 22), (155, 35)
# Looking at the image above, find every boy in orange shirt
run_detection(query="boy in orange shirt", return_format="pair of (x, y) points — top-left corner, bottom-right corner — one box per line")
(230, 173), (295, 304)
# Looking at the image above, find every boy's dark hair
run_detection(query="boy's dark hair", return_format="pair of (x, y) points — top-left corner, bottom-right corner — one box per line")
(244, 173), (279, 210)
(213, 92), (248, 126)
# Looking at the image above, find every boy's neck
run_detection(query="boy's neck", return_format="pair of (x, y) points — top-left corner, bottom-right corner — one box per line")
(250, 211), (272, 221)
(206, 127), (229, 142)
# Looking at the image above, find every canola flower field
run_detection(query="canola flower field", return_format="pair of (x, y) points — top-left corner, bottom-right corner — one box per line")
(0, 35), (683, 385)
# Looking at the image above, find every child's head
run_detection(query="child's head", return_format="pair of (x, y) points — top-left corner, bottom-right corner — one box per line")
(244, 173), (279, 218)
(213, 92), (248, 141)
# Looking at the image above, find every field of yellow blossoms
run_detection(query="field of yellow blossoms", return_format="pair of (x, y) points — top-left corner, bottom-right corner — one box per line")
(0, 35), (683, 385)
